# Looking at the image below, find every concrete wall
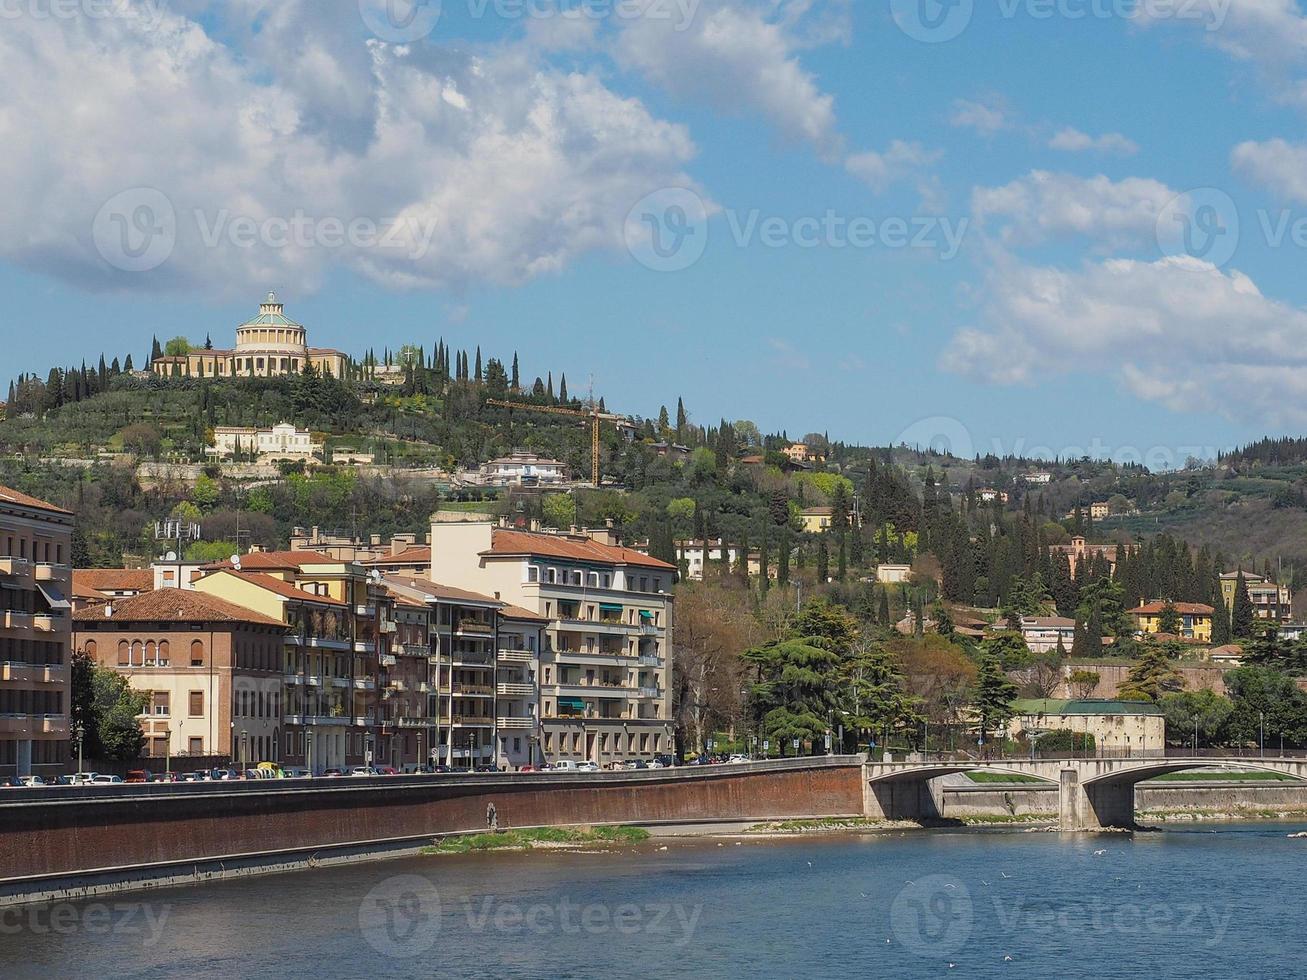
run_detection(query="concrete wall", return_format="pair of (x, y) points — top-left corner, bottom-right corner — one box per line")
(940, 780), (1307, 818)
(0, 758), (864, 891)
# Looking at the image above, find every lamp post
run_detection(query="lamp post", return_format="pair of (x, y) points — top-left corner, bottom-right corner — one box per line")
(74, 722), (84, 777)
(240, 729), (248, 771)
(1260, 711), (1265, 759)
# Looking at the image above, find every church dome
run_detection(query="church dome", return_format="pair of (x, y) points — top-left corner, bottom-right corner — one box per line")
(235, 291), (308, 352)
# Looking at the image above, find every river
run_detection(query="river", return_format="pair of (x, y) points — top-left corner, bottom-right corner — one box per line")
(3, 824), (1305, 978)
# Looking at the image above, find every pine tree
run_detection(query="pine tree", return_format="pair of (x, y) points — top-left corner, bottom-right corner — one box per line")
(1232, 571), (1255, 639)
(559, 374), (568, 404)
(973, 655), (1018, 747)
(675, 398), (687, 443)
(817, 535), (829, 583)
(1211, 582), (1232, 645)
(511, 353), (520, 390)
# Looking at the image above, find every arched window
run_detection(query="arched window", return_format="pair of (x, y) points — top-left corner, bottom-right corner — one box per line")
(83, 640), (96, 659)
(145, 641), (156, 666)
(117, 641), (129, 666)
(190, 640), (204, 667)
(158, 640), (169, 665)
(130, 641), (142, 666)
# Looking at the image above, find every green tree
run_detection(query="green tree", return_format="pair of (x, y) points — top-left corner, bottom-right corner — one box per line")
(1160, 689), (1233, 749)
(743, 638), (841, 755)
(1067, 669), (1101, 699)
(541, 493), (576, 529)
(972, 655), (1018, 748)
(1231, 571), (1255, 639)
(1116, 644), (1183, 702)
(1157, 601), (1181, 636)
(837, 640), (921, 753)
(1223, 666), (1307, 748)
(982, 631), (1032, 671)
(90, 668), (148, 760)
(163, 336), (192, 357)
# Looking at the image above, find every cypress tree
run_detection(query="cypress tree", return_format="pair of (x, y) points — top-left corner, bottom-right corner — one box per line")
(559, 374), (568, 404)
(817, 535), (829, 583)
(511, 353), (520, 390)
(1232, 571), (1255, 639)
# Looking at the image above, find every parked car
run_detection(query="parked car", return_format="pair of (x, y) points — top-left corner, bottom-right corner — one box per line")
(576, 761), (601, 773)
(281, 767), (311, 779)
(624, 760), (648, 770)
(347, 766), (379, 777)
(646, 759), (666, 769)
(375, 765), (399, 776)
(322, 768), (346, 778)
(209, 769), (240, 781)
(473, 765), (500, 773)
(654, 754), (676, 768)
(91, 774), (124, 784)
(68, 772), (98, 785)
(550, 760), (580, 772)
(1, 776), (25, 788)
(49, 775), (76, 786)
(19, 775), (47, 786)
(727, 754), (751, 764)
(125, 770), (154, 783)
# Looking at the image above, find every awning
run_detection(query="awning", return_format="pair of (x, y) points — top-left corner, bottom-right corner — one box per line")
(37, 583), (70, 611)
(599, 603), (624, 614)
(557, 698), (586, 715)
(638, 610), (654, 621)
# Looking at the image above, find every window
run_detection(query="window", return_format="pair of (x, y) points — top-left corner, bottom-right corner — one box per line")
(83, 640), (96, 659)
(188, 691), (204, 717)
(190, 640), (204, 667)
(546, 568), (556, 584)
(117, 641), (129, 666)
(152, 692), (170, 716)
(145, 641), (156, 666)
(188, 737), (203, 754)
(527, 566), (538, 583)
(158, 640), (169, 666)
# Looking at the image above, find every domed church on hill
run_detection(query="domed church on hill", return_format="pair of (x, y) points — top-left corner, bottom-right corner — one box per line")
(150, 292), (350, 379)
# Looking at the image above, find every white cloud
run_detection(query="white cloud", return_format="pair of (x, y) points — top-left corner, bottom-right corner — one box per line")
(971, 171), (1176, 250)
(0, 5), (700, 296)
(611, 0), (844, 157)
(1048, 127), (1139, 156)
(939, 252), (1307, 425)
(1232, 137), (1307, 202)
(845, 141), (943, 207)
(948, 97), (1009, 136)
(1132, 0), (1307, 110)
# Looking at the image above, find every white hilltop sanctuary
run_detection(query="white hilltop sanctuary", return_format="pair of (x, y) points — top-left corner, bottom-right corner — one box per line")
(150, 292), (350, 380)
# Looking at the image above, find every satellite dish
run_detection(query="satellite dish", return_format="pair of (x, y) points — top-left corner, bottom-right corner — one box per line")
(231, 555), (242, 571)
(163, 551), (177, 562)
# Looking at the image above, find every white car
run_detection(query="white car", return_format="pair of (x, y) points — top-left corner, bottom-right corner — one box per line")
(646, 760), (666, 769)
(575, 762), (601, 773)
(727, 755), (751, 765)
(91, 774), (124, 784)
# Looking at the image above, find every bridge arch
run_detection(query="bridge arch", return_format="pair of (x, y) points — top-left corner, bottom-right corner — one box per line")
(1080, 759), (1307, 787)
(865, 764), (1060, 785)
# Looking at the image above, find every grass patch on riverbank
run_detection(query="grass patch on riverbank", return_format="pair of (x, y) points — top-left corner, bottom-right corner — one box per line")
(424, 826), (650, 854)
(956, 812), (1055, 825)
(747, 817), (898, 833)
(965, 771), (1048, 784)
(1148, 771), (1297, 782)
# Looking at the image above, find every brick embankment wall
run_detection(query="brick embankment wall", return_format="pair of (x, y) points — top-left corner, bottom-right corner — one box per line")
(0, 758), (865, 887)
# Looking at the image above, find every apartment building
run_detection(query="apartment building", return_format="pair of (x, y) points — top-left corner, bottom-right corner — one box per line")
(496, 605), (546, 768)
(0, 486), (74, 779)
(1220, 571), (1292, 623)
(428, 521), (675, 767)
(72, 589), (288, 763)
(194, 551), (396, 772)
(1128, 601), (1215, 643)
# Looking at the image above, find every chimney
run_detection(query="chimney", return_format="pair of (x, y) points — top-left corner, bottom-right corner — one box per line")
(370, 534), (382, 547)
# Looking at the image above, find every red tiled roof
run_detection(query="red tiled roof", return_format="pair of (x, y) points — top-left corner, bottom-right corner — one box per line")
(72, 588), (286, 627)
(500, 603), (549, 623)
(363, 547), (432, 566)
(489, 530), (676, 570)
(203, 550), (342, 571)
(1129, 601), (1214, 616)
(216, 571), (349, 607)
(0, 484), (72, 515)
(73, 569), (155, 594)
(382, 574), (501, 607)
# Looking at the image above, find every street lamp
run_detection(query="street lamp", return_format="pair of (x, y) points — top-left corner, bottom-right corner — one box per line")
(73, 722), (85, 777)
(1260, 711), (1265, 759)
(240, 729), (248, 770)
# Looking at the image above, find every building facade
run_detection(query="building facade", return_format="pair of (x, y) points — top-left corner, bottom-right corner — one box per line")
(1128, 601), (1215, 643)
(150, 293), (349, 380)
(479, 452), (569, 487)
(1020, 616), (1076, 654)
(1220, 571), (1292, 623)
(1008, 699), (1165, 756)
(208, 422), (322, 461)
(0, 486), (73, 778)
(72, 589), (288, 763)
(428, 521), (675, 767)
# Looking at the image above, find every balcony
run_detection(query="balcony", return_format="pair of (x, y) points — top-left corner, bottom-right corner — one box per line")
(556, 618), (634, 636)
(458, 684), (495, 697)
(401, 643), (431, 658)
(379, 653), (397, 667)
(288, 636), (352, 651)
(441, 713), (495, 726)
(353, 640), (376, 654)
(639, 687), (663, 699)
(448, 652), (493, 667)
(0, 558), (31, 578)
(31, 612), (59, 632)
(33, 563), (70, 583)
(0, 663), (32, 683)
(638, 653), (661, 667)
(2, 611), (32, 630)
(497, 682), (535, 697)
(545, 681), (633, 697)
(396, 717), (430, 729)
(497, 716), (536, 730)
(497, 648), (534, 664)
(380, 621), (397, 634)
(455, 620), (494, 637)
(351, 678), (376, 690)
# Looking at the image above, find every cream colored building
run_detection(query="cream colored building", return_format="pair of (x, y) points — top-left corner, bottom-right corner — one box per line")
(1008, 699), (1165, 756)
(0, 486), (73, 778)
(208, 422), (322, 461)
(428, 520), (675, 766)
(151, 293), (349, 380)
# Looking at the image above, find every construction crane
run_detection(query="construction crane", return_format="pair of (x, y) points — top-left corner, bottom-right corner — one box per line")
(485, 398), (624, 486)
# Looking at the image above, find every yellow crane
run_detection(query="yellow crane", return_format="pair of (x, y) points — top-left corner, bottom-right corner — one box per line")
(485, 398), (621, 486)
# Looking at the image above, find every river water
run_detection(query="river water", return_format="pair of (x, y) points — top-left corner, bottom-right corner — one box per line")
(3, 824), (1305, 979)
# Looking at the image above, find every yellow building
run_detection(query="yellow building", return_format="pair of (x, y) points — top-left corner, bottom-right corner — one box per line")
(1219, 571), (1292, 622)
(799, 507), (833, 534)
(1128, 600), (1214, 643)
(151, 293), (349, 380)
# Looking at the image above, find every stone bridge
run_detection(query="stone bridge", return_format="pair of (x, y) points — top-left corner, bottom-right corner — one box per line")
(865, 757), (1307, 830)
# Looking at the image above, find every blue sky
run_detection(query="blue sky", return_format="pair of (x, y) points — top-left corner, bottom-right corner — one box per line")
(5, 1), (1307, 465)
